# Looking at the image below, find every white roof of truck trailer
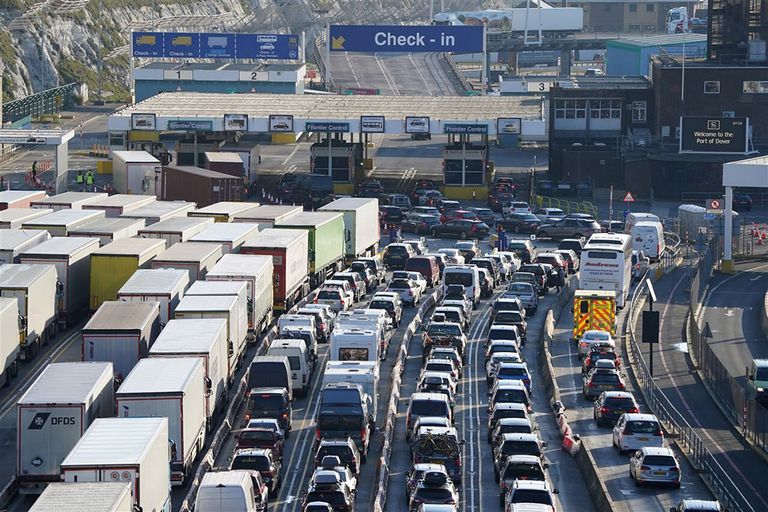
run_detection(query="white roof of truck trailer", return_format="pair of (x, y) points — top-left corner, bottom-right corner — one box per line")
(83, 301), (160, 332)
(189, 223), (260, 245)
(0, 208), (52, 227)
(207, 253), (271, 276)
(92, 238), (166, 258)
(319, 197), (377, 211)
(31, 192), (108, 209)
(117, 268), (189, 295)
(233, 204), (302, 222)
(189, 202), (260, 217)
(149, 319), (228, 353)
(138, 216), (213, 235)
(62, 417), (167, 466)
(0, 229), (49, 250)
(29, 482), (132, 512)
(242, 228), (306, 249)
(120, 200), (196, 222)
(68, 217), (146, 236)
(176, 294), (237, 313)
(112, 150), (160, 164)
(20, 236), (99, 257)
(23, 209), (105, 228)
(154, 241), (223, 263)
(0, 263), (55, 287)
(186, 280), (247, 296)
(117, 357), (201, 395)
(18, 362), (113, 405)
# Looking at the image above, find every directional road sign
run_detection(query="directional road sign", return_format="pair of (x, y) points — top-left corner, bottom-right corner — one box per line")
(132, 31), (299, 60)
(329, 25), (484, 53)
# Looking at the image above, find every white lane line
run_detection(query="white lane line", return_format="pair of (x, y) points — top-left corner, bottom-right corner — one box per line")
(699, 264), (768, 319)
(408, 53), (433, 95)
(374, 53), (400, 96)
(344, 52), (361, 88)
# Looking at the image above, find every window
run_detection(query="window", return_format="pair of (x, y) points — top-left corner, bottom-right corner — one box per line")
(743, 81), (768, 94)
(704, 81), (720, 94)
(554, 99), (587, 119)
(629, 3), (637, 11)
(589, 99), (621, 119)
(646, 4), (654, 11)
(631, 101), (647, 123)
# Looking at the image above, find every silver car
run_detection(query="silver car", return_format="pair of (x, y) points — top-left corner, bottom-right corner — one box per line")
(629, 446), (681, 487)
(503, 282), (539, 314)
(537, 218), (601, 240)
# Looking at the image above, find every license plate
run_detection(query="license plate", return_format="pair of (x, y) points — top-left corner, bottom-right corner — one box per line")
(614, 410), (624, 414)
(637, 437), (649, 441)
(653, 471), (666, 476)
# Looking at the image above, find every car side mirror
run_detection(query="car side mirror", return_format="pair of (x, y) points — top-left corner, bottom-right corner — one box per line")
(553, 488), (560, 494)
(542, 442), (548, 448)
(749, 374), (755, 380)
(543, 462), (549, 469)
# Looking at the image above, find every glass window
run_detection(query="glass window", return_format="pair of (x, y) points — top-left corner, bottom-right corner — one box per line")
(704, 81), (720, 94)
(555, 99), (586, 120)
(743, 81), (768, 94)
(631, 101), (647, 122)
(590, 99), (622, 120)
(629, 3), (637, 11)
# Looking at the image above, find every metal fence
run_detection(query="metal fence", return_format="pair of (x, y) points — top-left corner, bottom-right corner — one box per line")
(626, 235), (756, 512)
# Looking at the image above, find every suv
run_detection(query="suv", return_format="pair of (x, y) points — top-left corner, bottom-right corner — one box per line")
(314, 437), (362, 475)
(384, 243), (415, 270)
(355, 257), (386, 284)
(503, 479), (558, 511)
(297, 307), (333, 343)
(538, 218), (601, 240)
(507, 240), (537, 264)
(245, 387), (292, 432)
(302, 477), (354, 511)
(493, 433), (547, 480)
(235, 427), (284, 456)
(404, 463), (449, 507)
(369, 293), (403, 327)
(403, 213), (442, 235)
(408, 469), (459, 511)
(410, 426), (463, 484)
(405, 255), (441, 287)
(518, 264), (549, 294)
(498, 455), (548, 506)
(230, 448), (283, 495)
(488, 379), (532, 413)
(558, 238), (585, 256)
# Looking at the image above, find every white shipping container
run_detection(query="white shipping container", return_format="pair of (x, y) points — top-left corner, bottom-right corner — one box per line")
(138, 216), (214, 245)
(22, 209), (106, 237)
(149, 318), (229, 422)
(17, 362), (114, 494)
(0, 264), (57, 360)
(233, 204), (302, 229)
(82, 194), (156, 218)
(0, 229), (50, 264)
(319, 197), (380, 258)
(30, 192), (108, 211)
(68, 217), (146, 246)
(206, 254), (274, 334)
(0, 190), (47, 210)
(188, 201), (261, 223)
(61, 417), (171, 512)
(185, 280), (249, 348)
(117, 268), (189, 325)
(0, 297), (20, 386)
(150, 242), (223, 284)
(81, 301), (162, 379)
(29, 482), (133, 512)
(111, 151), (162, 196)
(20, 237), (100, 325)
(189, 222), (260, 254)
(116, 358), (206, 485)
(174, 295), (246, 375)
(120, 200), (196, 225)
(0, 208), (52, 229)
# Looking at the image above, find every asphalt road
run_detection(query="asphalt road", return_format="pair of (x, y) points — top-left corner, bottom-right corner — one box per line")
(328, 52), (464, 96)
(549, 281), (714, 511)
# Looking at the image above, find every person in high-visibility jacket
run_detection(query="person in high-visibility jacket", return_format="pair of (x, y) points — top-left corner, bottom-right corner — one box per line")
(85, 171), (94, 191)
(76, 171), (84, 191)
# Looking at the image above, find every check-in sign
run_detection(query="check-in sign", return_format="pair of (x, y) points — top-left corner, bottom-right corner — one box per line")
(329, 25), (484, 53)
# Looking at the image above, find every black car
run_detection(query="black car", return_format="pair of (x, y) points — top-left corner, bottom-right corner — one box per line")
(593, 391), (639, 426)
(492, 310), (527, 344)
(507, 240), (537, 264)
(380, 205), (405, 223)
(402, 213), (442, 234)
(489, 189), (515, 212)
(358, 179), (384, 198)
(733, 193), (753, 212)
(497, 213), (541, 234)
(431, 219), (489, 239)
(473, 258), (500, 286)
(383, 243), (414, 270)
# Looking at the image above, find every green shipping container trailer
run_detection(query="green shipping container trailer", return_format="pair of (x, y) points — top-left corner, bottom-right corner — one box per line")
(275, 211), (345, 287)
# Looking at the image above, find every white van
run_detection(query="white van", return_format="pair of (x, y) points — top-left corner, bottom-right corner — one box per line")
(336, 311), (388, 358)
(196, 470), (266, 512)
(278, 313), (315, 334)
(631, 221), (665, 262)
(442, 265), (481, 305)
(625, 212), (660, 234)
(330, 328), (379, 362)
(267, 339), (311, 397)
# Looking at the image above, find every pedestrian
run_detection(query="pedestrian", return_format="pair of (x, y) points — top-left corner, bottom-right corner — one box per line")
(556, 265), (566, 292)
(499, 227), (508, 252)
(76, 170), (84, 191)
(31, 161), (37, 183)
(85, 171), (94, 192)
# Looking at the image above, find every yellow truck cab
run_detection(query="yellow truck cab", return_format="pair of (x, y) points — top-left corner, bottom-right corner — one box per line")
(572, 290), (617, 342)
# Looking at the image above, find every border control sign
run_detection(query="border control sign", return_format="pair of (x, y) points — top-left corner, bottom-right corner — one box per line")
(680, 117), (749, 154)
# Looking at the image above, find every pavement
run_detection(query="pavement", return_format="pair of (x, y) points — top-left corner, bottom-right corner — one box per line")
(637, 262), (768, 511)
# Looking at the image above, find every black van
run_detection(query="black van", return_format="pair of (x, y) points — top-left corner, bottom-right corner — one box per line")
(248, 356), (293, 399)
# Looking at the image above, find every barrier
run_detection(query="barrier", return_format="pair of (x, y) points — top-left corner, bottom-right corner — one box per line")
(574, 439), (616, 512)
(534, 194), (599, 218)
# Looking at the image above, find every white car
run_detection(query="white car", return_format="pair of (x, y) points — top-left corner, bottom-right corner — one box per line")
(502, 201), (532, 216)
(486, 353), (523, 384)
(315, 287), (351, 313)
(613, 413), (664, 455)
(629, 446), (680, 488)
(498, 251), (522, 274)
(485, 252), (512, 280)
(324, 279), (356, 308)
(387, 277), (422, 307)
(393, 271), (428, 294)
(436, 248), (465, 265)
(578, 330), (615, 359)
(533, 207), (566, 223)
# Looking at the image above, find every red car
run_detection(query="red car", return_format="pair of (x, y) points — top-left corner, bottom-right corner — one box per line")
(236, 427), (284, 458)
(441, 209), (479, 223)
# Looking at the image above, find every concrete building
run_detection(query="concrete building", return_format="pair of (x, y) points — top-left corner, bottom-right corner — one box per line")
(606, 34), (707, 75)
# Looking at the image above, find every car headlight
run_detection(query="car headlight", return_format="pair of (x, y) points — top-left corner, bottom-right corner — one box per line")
(758, 387), (765, 393)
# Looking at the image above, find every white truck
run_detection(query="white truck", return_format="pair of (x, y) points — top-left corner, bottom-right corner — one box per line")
(119, 200), (196, 225)
(0, 297), (20, 386)
(0, 208), (52, 229)
(19, 236), (100, 327)
(0, 264), (57, 360)
(149, 318), (230, 424)
(21, 209), (106, 237)
(81, 301), (162, 379)
(330, 328), (380, 363)
(267, 339), (312, 397)
(323, 360), (379, 423)
(117, 268), (190, 325)
(30, 192), (107, 211)
(175, 294), (247, 374)
(60, 417), (172, 512)
(206, 253), (274, 335)
(116, 358), (206, 486)
(185, 280), (249, 347)
(188, 202), (261, 223)
(150, 242), (223, 283)
(111, 151), (162, 195)
(29, 482), (133, 512)
(233, 204), (302, 229)
(0, 229), (50, 264)
(0, 190), (47, 210)
(82, 194), (156, 218)
(319, 197), (380, 261)
(666, 6), (689, 33)
(189, 222), (261, 254)
(138, 216), (214, 245)
(17, 361), (114, 494)
(68, 217), (146, 246)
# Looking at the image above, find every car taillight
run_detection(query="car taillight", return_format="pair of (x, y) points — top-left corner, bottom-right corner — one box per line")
(455, 457), (461, 466)
(282, 413), (288, 419)
(657, 243), (660, 255)
(314, 298), (318, 303)
(406, 416), (411, 429)
(600, 407), (609, 413)
(361, 428), (367, 441)
(640, 465), (651, 471)
(617, 382), (625, 389)
(627, 407), (639, 413)
(654, 431), (664, 437)
(319, 322), (325, 330)
(315, 428), (321, 440)
(588, 382), (595, 387)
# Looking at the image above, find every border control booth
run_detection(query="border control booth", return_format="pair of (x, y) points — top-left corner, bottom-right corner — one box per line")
(442, 124), (491, 200)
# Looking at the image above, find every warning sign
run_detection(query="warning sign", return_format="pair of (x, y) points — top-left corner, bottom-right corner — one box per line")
(623, 192), (635, 202)
(707, 198), (723, 214)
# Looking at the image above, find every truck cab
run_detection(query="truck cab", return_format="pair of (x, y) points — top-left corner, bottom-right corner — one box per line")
(749, 359), (768, 403)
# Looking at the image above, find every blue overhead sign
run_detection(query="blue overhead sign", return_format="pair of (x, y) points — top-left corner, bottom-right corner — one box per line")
(132, 31), (299, 60)
(329, 25), (484, 53)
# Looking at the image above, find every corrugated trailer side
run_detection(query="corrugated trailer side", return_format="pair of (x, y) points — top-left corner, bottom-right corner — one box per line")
(276, 211), (345, 287)
(0, 297), (20, 386)
(319, 197), (380, 260)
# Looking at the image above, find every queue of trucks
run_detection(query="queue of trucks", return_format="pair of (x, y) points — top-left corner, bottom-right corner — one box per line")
(0, 189), (382, 510)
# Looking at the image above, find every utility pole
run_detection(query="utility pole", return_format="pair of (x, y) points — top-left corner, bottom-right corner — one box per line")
(96, 0), (104, 104)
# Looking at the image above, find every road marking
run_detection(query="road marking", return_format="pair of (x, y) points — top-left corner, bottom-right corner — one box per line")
(408, 53), (434, 95)
(344, 52), (362, 88)
(725, 310), (736, 317)
(751, 275), (763, 281)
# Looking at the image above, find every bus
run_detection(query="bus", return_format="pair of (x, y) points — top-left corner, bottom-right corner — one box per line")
(580, 233), (632, 308)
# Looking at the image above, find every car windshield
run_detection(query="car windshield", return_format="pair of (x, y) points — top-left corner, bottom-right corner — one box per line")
(387, 246), (409, 255)
(494, 408), (527, 420)
(411, 400), (448, 417)
(247, 395), (284, 412)
(495, 389), (528, 404)
(642, 455), (676, 466)
(502, 440), (540, 456)
(590, 373), (620, 383)
(239, 430), (275, 442)
(498, 366), (527, 377)
(500, 423), (532, 434)
(317, 446), (353, 461)
(755, 367), (768, 380)
(606, 397), (635, 407)
(510, 490), (552, 505)
(503, 462), (544, 480)
(496, 312), (524, 323)
(428, 324), (462, 336)
(305, 491), (347, 506)
(318, 414), (363, 430)
(231, 455), (270, 471)
(585, 332), (611, 341)
(389, 279), (412, 289)
(507, 284), (532, 294)
(627, 420), (659, 433)
(369, 300), (394, 311)
(415, 488), (453, 501)
(425, 362), (453, 373)
(318, 290), (340, 300)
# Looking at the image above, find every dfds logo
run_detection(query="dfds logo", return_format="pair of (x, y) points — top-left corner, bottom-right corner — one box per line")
(27, 412), (76, 429)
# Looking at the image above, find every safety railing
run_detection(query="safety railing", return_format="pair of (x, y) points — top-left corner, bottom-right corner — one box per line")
(625, 236), (755, 512)
(534, 194), (599, 218)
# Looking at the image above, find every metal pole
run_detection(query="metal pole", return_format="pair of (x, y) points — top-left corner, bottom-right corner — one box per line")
(130, 30), (135, 104)
(429, 0), (434, 21)
(328, 131), (332, 179)
(193, 131), (198, 167)
(723, 185), (734, 271)
(482, 23), (487, 96)
(301, 30), (306, 63)
(649, 298), (654, 378)
(96, 0), (103, 104)
(325, 23), (332, 90)
(609, 185), (614, 226)
(681, 30), (686, 113)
